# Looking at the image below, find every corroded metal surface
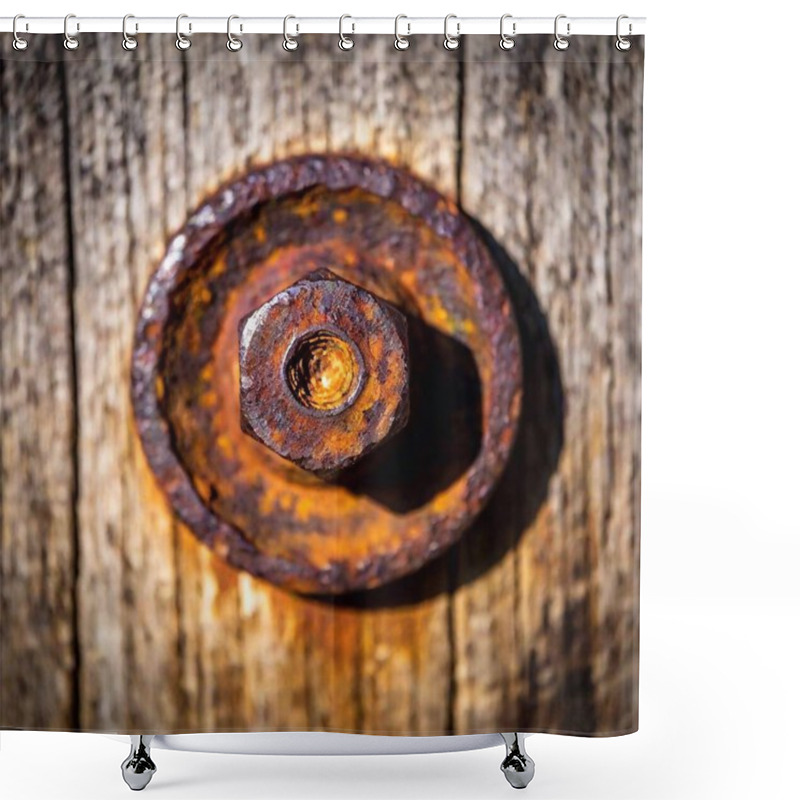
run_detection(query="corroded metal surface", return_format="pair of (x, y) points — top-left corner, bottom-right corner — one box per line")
(131, 155), (522, 594)
(239, 268), (410, 475)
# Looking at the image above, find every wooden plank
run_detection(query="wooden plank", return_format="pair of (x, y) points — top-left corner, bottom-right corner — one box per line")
(0, 40), (77, 728)
(597, 51), (643, 733)
(181, 34), (461, 734)
(63, 35), (186, 730)
(2, 33), (640, 735)
(458, 37), (643, 733)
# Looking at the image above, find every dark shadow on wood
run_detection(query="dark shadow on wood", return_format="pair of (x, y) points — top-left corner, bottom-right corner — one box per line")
(333, 315), (482, 513)
(315, 218), (564, 610)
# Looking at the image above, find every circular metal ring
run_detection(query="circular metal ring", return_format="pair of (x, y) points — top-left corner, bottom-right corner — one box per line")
(443, 13), (460, 50)
(122, 14), (138, 51)
(394, 15), (410, 51)
(283, 15), (299, 51)
(63, 13), (79, 51)
(132, 155), (523, 595)
(339, 14), (354, 50)
(12, 14), (29, 51)
(616, 14), (632, 51)
(175, 13), (191, 50)
(554, 14), (570, 51)
(227, 15), (243, 51)
(499, 14), (515, 50)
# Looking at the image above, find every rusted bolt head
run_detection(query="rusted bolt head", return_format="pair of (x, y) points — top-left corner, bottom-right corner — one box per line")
(239, 268), (410, 475)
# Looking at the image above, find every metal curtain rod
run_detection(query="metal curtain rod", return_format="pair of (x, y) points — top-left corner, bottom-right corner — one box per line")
(0, 16), (646, 36)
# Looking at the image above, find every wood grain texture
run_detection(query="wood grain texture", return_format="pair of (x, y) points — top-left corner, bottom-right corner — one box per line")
(62, 36), (187, 730)
(0, 34), (642, 735)
(459, 36), (642, 734)
(0, 39), (77, 728)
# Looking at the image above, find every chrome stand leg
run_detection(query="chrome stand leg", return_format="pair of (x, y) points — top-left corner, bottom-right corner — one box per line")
(121, 735), (157, 791)
(500, 732), (535, 789)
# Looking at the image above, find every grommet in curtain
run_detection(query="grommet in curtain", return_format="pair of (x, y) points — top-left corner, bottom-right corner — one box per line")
(554, 14), (570, 51)
(227, 15), (243, 51)
(394, 15), (410, 51)
(499, 14), (515, 50)
(175, 13), (191, 50)
(12, 14), (28, 51)
(616, 14), (632, 51)
(122, 14), (138, 51)
(339, 14), (354, 50)
(283, 15), (299, 51)
(443, 14), (460, 50)
(63, 13), (79, 51)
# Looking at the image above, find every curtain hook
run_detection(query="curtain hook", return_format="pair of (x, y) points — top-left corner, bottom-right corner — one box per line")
(499, 14), (516, 51)
(175, 14), (191, 50)
(616, 14), (632, 51)
(227, 15), (243, 51)
(122, 14), (138, 51)
(339, 14), (354, 51)
(554, 14), (570, 51)
(443, 14), (460, 51)
(283, 15), (299, 51)
(12, 14), (29, 51)
(394, 15), (410, 51)
(63, 13), (79, 51)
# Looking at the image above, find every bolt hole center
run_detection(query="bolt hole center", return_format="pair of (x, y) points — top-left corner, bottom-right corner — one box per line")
(284, 329), (363, 413)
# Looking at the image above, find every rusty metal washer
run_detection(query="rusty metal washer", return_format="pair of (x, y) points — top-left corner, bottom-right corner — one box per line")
(131, 155), (522, 594)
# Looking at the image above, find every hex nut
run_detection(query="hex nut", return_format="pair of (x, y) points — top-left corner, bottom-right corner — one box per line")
(239, 268), (410, 475)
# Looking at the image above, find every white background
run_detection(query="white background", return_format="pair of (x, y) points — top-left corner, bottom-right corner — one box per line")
(2, 1), (799, 798)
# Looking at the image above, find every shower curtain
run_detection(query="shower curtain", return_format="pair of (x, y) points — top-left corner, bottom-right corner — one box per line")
(0, 30), (643, 737)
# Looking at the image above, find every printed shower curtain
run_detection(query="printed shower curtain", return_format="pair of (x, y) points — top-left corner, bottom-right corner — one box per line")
(0, 31), (643, 737)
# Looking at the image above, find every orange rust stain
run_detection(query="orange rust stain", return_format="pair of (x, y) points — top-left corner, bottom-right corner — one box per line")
(210, 553), (240, 611)
(217, 434), (235, 460)
(292, 195), (322, 219)
(192, 474), (213, 503)
(210, 257), (226, 277)
(199, 390), (218, 409)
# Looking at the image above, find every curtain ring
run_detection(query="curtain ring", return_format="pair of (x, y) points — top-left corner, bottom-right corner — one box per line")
(499, 14), (515, 51)
(339, 14), (354, 51)
(443, 14), (460, 51)
(227, 15), (243, 51)
(616, 14), (632, 51)
(394, 15), (410, 51)
(175, 14), (191, 50)
(63, 13), (79, 51)
(122, 14), (138, 51)
(283, 15), (299, 51)
(554, 14), (570, 51)
(12, 14), (29, 51)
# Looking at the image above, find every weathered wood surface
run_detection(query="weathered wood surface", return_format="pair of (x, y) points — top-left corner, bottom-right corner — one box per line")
(0, 34), (642, 734)
(0, 41), (77, 728)
(460, 37), (642, 734)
